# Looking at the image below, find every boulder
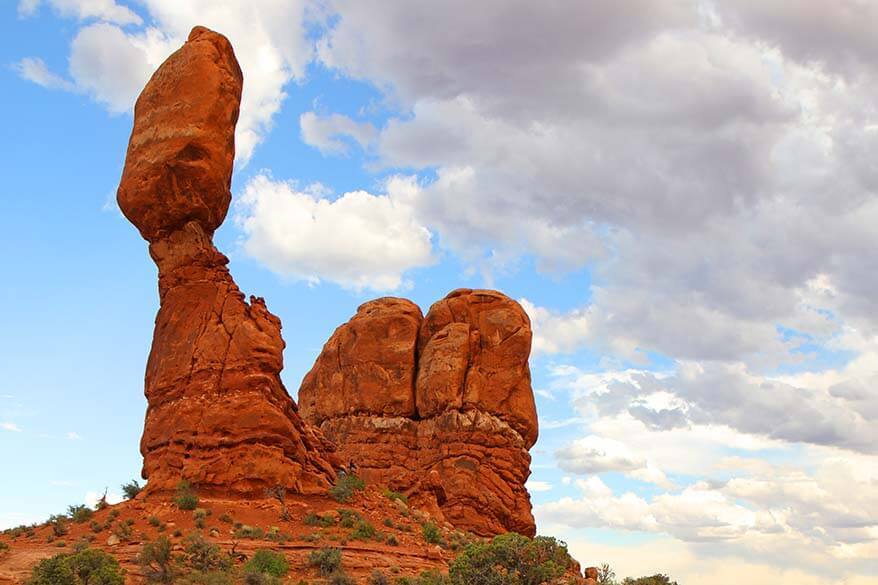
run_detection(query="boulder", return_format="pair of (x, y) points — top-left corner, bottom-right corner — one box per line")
(299, 289), (538, 536)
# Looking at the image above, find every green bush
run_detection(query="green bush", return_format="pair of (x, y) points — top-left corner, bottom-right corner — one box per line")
(368, 569), (389, 585)
(178, 571), (235, 585)
(413, 570), (450, 585)
(305, 512), (337, 528)
(111, 521), (132, 542)
(233, 525), (264, 539)
(242, 573), (282, 585)
(382, 489), (408, 503)
(26, 547), (123, 585)
(337, 509), (360, 528)
(421, 522), (441, 545)
(49, 515), (69, 537)
(121, 480), (142, 500)
(139, 536), (177, 584)
(351, 520), (377, 540)
(328, 571), (355, 585)
(308, 547), (342, 576)
(0, 542), (9, 553)
(244, 549), (289, 577)
(67, 505), (93, 524)
(184, 533), (229, 573)
(621, 575), (678, 585)
(449, 533), (572, 585)
(328, 474), (365, 503)
(175, 481), (199, 510)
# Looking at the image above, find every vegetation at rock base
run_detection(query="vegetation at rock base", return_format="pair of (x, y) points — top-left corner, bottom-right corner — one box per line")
(184, 532), (230, 573)
(139, 536), (177, 584)
(620, 575), (679, 585)
(421, 521), (442, 545)
(447, 532), (573, 585)
(121, 480), (142, 500)
(308, 547), (342, 575)
(244, 549), (289, 577)
(175, 481), (200, 510)
(67, 505), (93, 524)
(25, 547), (123, 585)
(593, 564), (679, 585)
(329, 474), (366, 503)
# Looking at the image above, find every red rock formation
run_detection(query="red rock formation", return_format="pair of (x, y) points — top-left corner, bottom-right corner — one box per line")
(299, 289), (539, 536)
(118, 26), (336, 496)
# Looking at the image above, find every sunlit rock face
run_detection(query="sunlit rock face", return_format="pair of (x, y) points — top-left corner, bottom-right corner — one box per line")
(300, 289), (539, 536)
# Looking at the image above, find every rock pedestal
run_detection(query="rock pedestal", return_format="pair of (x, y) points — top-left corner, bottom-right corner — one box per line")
(118, 26), (337, 496)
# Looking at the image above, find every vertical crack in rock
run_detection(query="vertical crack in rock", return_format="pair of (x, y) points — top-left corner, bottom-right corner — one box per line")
(299, 289), (539, 536)
(118, 26), (337, 497)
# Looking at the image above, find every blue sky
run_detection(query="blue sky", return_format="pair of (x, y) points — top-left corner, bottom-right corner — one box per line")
(2, 2), (877, 584)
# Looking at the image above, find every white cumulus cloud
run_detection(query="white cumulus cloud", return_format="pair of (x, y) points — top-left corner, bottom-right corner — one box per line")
(235, 174), (433, 291)
(300, 111), (377, 155)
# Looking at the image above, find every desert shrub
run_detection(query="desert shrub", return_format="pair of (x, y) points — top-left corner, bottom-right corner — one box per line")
(382, 489), (408, 503)
(328, 474), (365, 503)
(67, 505), (93, 524)
(175, 481), (199, 510)
(413, 570), (450, 585)
(351, 520), (377, 540)
(244, 549), (289, 577)
(449, 533), (572, 585)
(111, 521), (132, 542)
(243, 573), (282, 585)
(121, 480), (142, 500)
(0, 542), (8, 553)
(147, 515), (161, 527)
(67, 548), (124, 585)
(26, 547), (123, 585)
(178, 571), (235, 585)
(26, 553), (75, 585)
(184, 532), (229, 573)
(421, 521), (441, 545)
(304, 512), (336, 528)
(308, 547), (342, 576)
(218, 513), (233, 524)
(337, 509), (360, 528)
(386, 534), (399, 546)
(263, 526), (291, 543)
(49, 515), (69, 537)
(139, 536), (177, 584)
(597, 563), (616, 585)
(368, 569), (389, 585)
(233, 525), (264, 539)
(327, 571), (355, 585)
(621, 575), (678, 585)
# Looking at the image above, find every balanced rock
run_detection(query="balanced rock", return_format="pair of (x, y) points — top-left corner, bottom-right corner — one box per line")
(299, 289), (538, 536)
(119, 26), (337, 496)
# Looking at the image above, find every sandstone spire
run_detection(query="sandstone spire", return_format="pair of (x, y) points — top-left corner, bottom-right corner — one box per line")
(118, 26), (337, 496)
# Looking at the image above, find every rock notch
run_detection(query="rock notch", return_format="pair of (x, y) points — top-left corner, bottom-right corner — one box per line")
(118, 26), (337, 496)
(299, 289), (539, 536)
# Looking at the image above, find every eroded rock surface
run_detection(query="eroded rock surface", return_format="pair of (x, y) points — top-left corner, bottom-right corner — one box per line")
(299, 289), (539, 536)
(118, 26), (336, 496)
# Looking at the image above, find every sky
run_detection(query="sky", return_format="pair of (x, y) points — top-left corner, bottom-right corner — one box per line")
(0, 1), (876, 583)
